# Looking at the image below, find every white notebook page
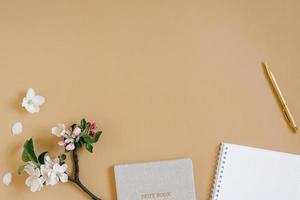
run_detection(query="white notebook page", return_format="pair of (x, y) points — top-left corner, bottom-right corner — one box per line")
(211, 143), (300, 200)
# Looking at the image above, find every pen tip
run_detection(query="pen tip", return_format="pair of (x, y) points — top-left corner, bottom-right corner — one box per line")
(262, 62), (270, 71)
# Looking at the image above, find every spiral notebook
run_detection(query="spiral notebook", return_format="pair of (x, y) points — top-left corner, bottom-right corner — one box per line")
(211, 143), (300, 200)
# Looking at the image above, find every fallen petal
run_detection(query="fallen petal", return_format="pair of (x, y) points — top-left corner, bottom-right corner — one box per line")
(12, 122), (23, 136)
(2, 172), (12, 186)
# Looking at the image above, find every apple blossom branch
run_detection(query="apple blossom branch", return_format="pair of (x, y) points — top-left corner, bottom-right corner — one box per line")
(18, 119), (103, 199)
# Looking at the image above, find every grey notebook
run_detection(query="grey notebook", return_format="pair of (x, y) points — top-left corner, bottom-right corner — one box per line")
(114, 158), (196, 200)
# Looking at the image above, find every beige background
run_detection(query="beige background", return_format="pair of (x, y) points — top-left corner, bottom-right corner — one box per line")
(0, 1), (300, 199)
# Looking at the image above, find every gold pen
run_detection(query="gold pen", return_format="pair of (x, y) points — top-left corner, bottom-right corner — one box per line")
(263, 62), (298, 132)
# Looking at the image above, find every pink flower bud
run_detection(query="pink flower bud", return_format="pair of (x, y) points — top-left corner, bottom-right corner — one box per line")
(72, 127), (81, 137)
(90, 122), (96, 130)
(89, 130), (95, 136)
(58, 141), (66, 147)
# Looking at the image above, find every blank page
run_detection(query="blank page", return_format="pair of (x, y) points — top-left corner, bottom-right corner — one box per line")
(211, 143), (300, 200)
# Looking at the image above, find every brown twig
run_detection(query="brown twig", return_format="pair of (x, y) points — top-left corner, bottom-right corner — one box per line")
(68, 148), (101, 200)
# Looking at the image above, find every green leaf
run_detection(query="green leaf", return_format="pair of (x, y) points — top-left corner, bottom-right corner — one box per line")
(92, 131), (102, 142)
(18, 165), (26, 175)
(75, 136), (81, 142)
(22, 150), (30, 162)
(38, 151), (48, 164)
(85, 142), (93, 153)
(23, 138), (38, 164)
(60, 154), (66, 161)
(82, 126), (89, 135)
(24, 138), (34, 151)
(83, 131), (102, 144)
(75, 141), (82, 148)
(77, 126), (89, 141)
(80, 118), (87, 130)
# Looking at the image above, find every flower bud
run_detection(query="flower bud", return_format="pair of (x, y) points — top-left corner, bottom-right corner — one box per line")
(72, 127), (81, 137)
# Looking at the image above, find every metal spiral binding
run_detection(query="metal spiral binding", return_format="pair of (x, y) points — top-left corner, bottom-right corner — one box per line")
(211, 143), (228, 200)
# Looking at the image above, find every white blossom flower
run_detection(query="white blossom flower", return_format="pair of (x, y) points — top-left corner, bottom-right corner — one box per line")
(44, 163), (68, 186)
(22, 88), (45, 113)
(12, 122), (23, 136)
(66, 143), (75, 151)
(44, 154), (60, 168)
(25, 163), (45, 192)
(51, 124), (67, 137)
(40, 154), (68, 186)
(65, 137), (74, 144)
(2, 172), (12, 186)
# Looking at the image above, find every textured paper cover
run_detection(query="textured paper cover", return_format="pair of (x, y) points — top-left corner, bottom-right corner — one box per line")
(114, 158), (196, 200)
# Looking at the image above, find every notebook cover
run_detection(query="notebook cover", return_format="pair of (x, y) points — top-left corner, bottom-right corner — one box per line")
(114, 158), (196, 200)
(211, 143), (300, 200)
